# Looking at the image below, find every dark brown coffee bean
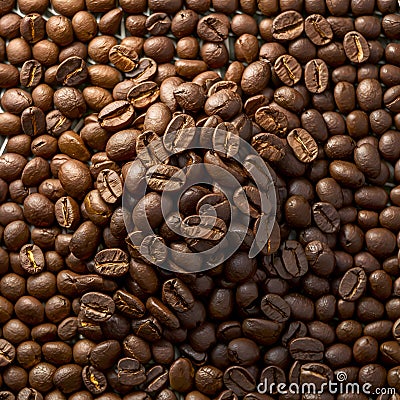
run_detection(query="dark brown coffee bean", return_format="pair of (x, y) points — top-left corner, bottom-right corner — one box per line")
(56, 56), (88, 86)
(312, 202), (340, 233)
(304, 14), (333, 45)
(82, 365), (107, 395)
(0, 339), (15, 367)
(281, 240), (308, 278)
(287, 128), (318, 163)
(329, 161), (365, 189)
(19, 244), (44, 275)
(304, 59), (329, 94)
(197, 15), (228, 42)
(338, 267), (367, 301)
(21, 107), (45, 137)
(162, 279), (194, 313)
(251, 133), (286, 162)
(223, 366), (256, 397)
(20, 60), (43, 88)
(80, 292), (115, 322)
(241, 61), (271, 95)
(98, 100), (135, 132)
(272, 11), (304, 41)
(261, 294), (291, 322)
(94, 249), (129, 277)
(274, 55), (302, 86)
(96, 169), (122, 204)
(117, 357), (146, 386)
(290, 337), (324, 361)
(255, 106), (288, 137)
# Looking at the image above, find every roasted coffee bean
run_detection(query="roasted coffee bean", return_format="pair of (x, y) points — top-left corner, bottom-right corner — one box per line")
(304, 14), (333, 46)
(287, 128), (318, 163)
(56, 56), (88, 86)
(343, 31), (370, 63)
(82, 365), (107, 394)
(98, 101), (135, 132)
(0, 339), (15, 367)
(20, 60), (43, 88)
(96, 169), (123, 204)
(289, 337), (324, 361)
(162, 279), (194, 313)
(261, 294), (291, 323)
(127, 81), (159, 109)
(223, 366), (256, 397)
(80, 292), (115, 322)
(274, 55), (302, 86)
(272, 11), (304, 41)
(117, 357), (146, 386)
(21, 107), (45, 137)
(146, 164), (186, 192)
(94, 249), (129, 277)
(339, 267), (367, 301)
(304, 59), (329, 94)
(197, 15), (229, 42)
(312, 202), (340, 233)
(280, 240), (308, 278)
(19, 244), (44, 275)
(255, 107), (288, 137)
(109, 44), (138, 73)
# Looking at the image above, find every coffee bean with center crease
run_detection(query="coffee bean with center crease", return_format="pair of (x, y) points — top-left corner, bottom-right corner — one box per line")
(255, 107), (288, 137)
(304, 14), (333, 46)
(19, 244), (45, 275)
(21, 106), (45, 137)
(82, 365), (107, 394)
(146, 164), (186, 192)
(162, 279), (195, 313)
(289, 337), (324, 361)
(182, 215), (227, 241)
(96, 169), (123, 204)
(113, 290), (145, 318)
(94, 248), (129, 277)
(261, 294), (291, 323)
(287, 128), (318, 163)
(117, 357), (146, 386)
(20, 13), (46, 44)
(223, 366), (256, 397)
(0, 339), (15, 367)
(272, 11), (304, 41)
(164, 113), (196, 152)
(304, 59), (329, 94)
(98, 100), (135, 132)
(20, 60), (43, 88)
(274, 55), (302, 86)
(127, 81), (160, 109)
(54, 196), (80, 230)
(312, 202), (341, 233)
(343, 31), (370, 63)
(56, 56), (88, 86)
(80, 292), (115, 322)
(126, 57), (157, 81)
(339, 267), (367, 301)
(197, 15), (229, 42)
(280, 240), (308, 278)
(109, 44), (139, 72)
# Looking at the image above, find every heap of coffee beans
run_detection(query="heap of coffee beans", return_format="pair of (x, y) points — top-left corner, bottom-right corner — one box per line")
(1, 0), (400, 399)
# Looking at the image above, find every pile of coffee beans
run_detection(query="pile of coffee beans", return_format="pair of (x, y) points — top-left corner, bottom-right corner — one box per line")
(1, 0), (400, 399)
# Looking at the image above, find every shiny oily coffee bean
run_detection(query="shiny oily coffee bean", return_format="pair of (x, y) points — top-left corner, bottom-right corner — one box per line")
(80, 292), (115, 322)
(287, 128), (318, 163)
(96, 169), (123, 204)
(343, 31), (370, 63)
(272, 11), (304, 41)
(98, 100), (135, 132)
(21, 106), (45, 137)
(20, 60), (43, 88)
(338, 267), (367, 301)
(56, 56), (88, 86)
(251, 133), (286, 162)
(255, 106), (288, 137)
(19, 244), (45, 275)
(146, 164), (186, 192)
(55, 196), (80, 230)
(304, 14), (333, 46)
(127, 81), (159, 109)
(82, 365), (107, 395)
(261, 294), (291, 323)
(289, 337), (324, 361)
(113, 290), (145, 319)
(304, 59), (329, 94)
(182, 215), (227, 241)
(0, 339), (15, 367)
(312, 202), (340, 233)
(94, 248), (129, 277)
(274, 55), (302, 86)
(109, 44), (139, 72)
(117, 357), (146, 386)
